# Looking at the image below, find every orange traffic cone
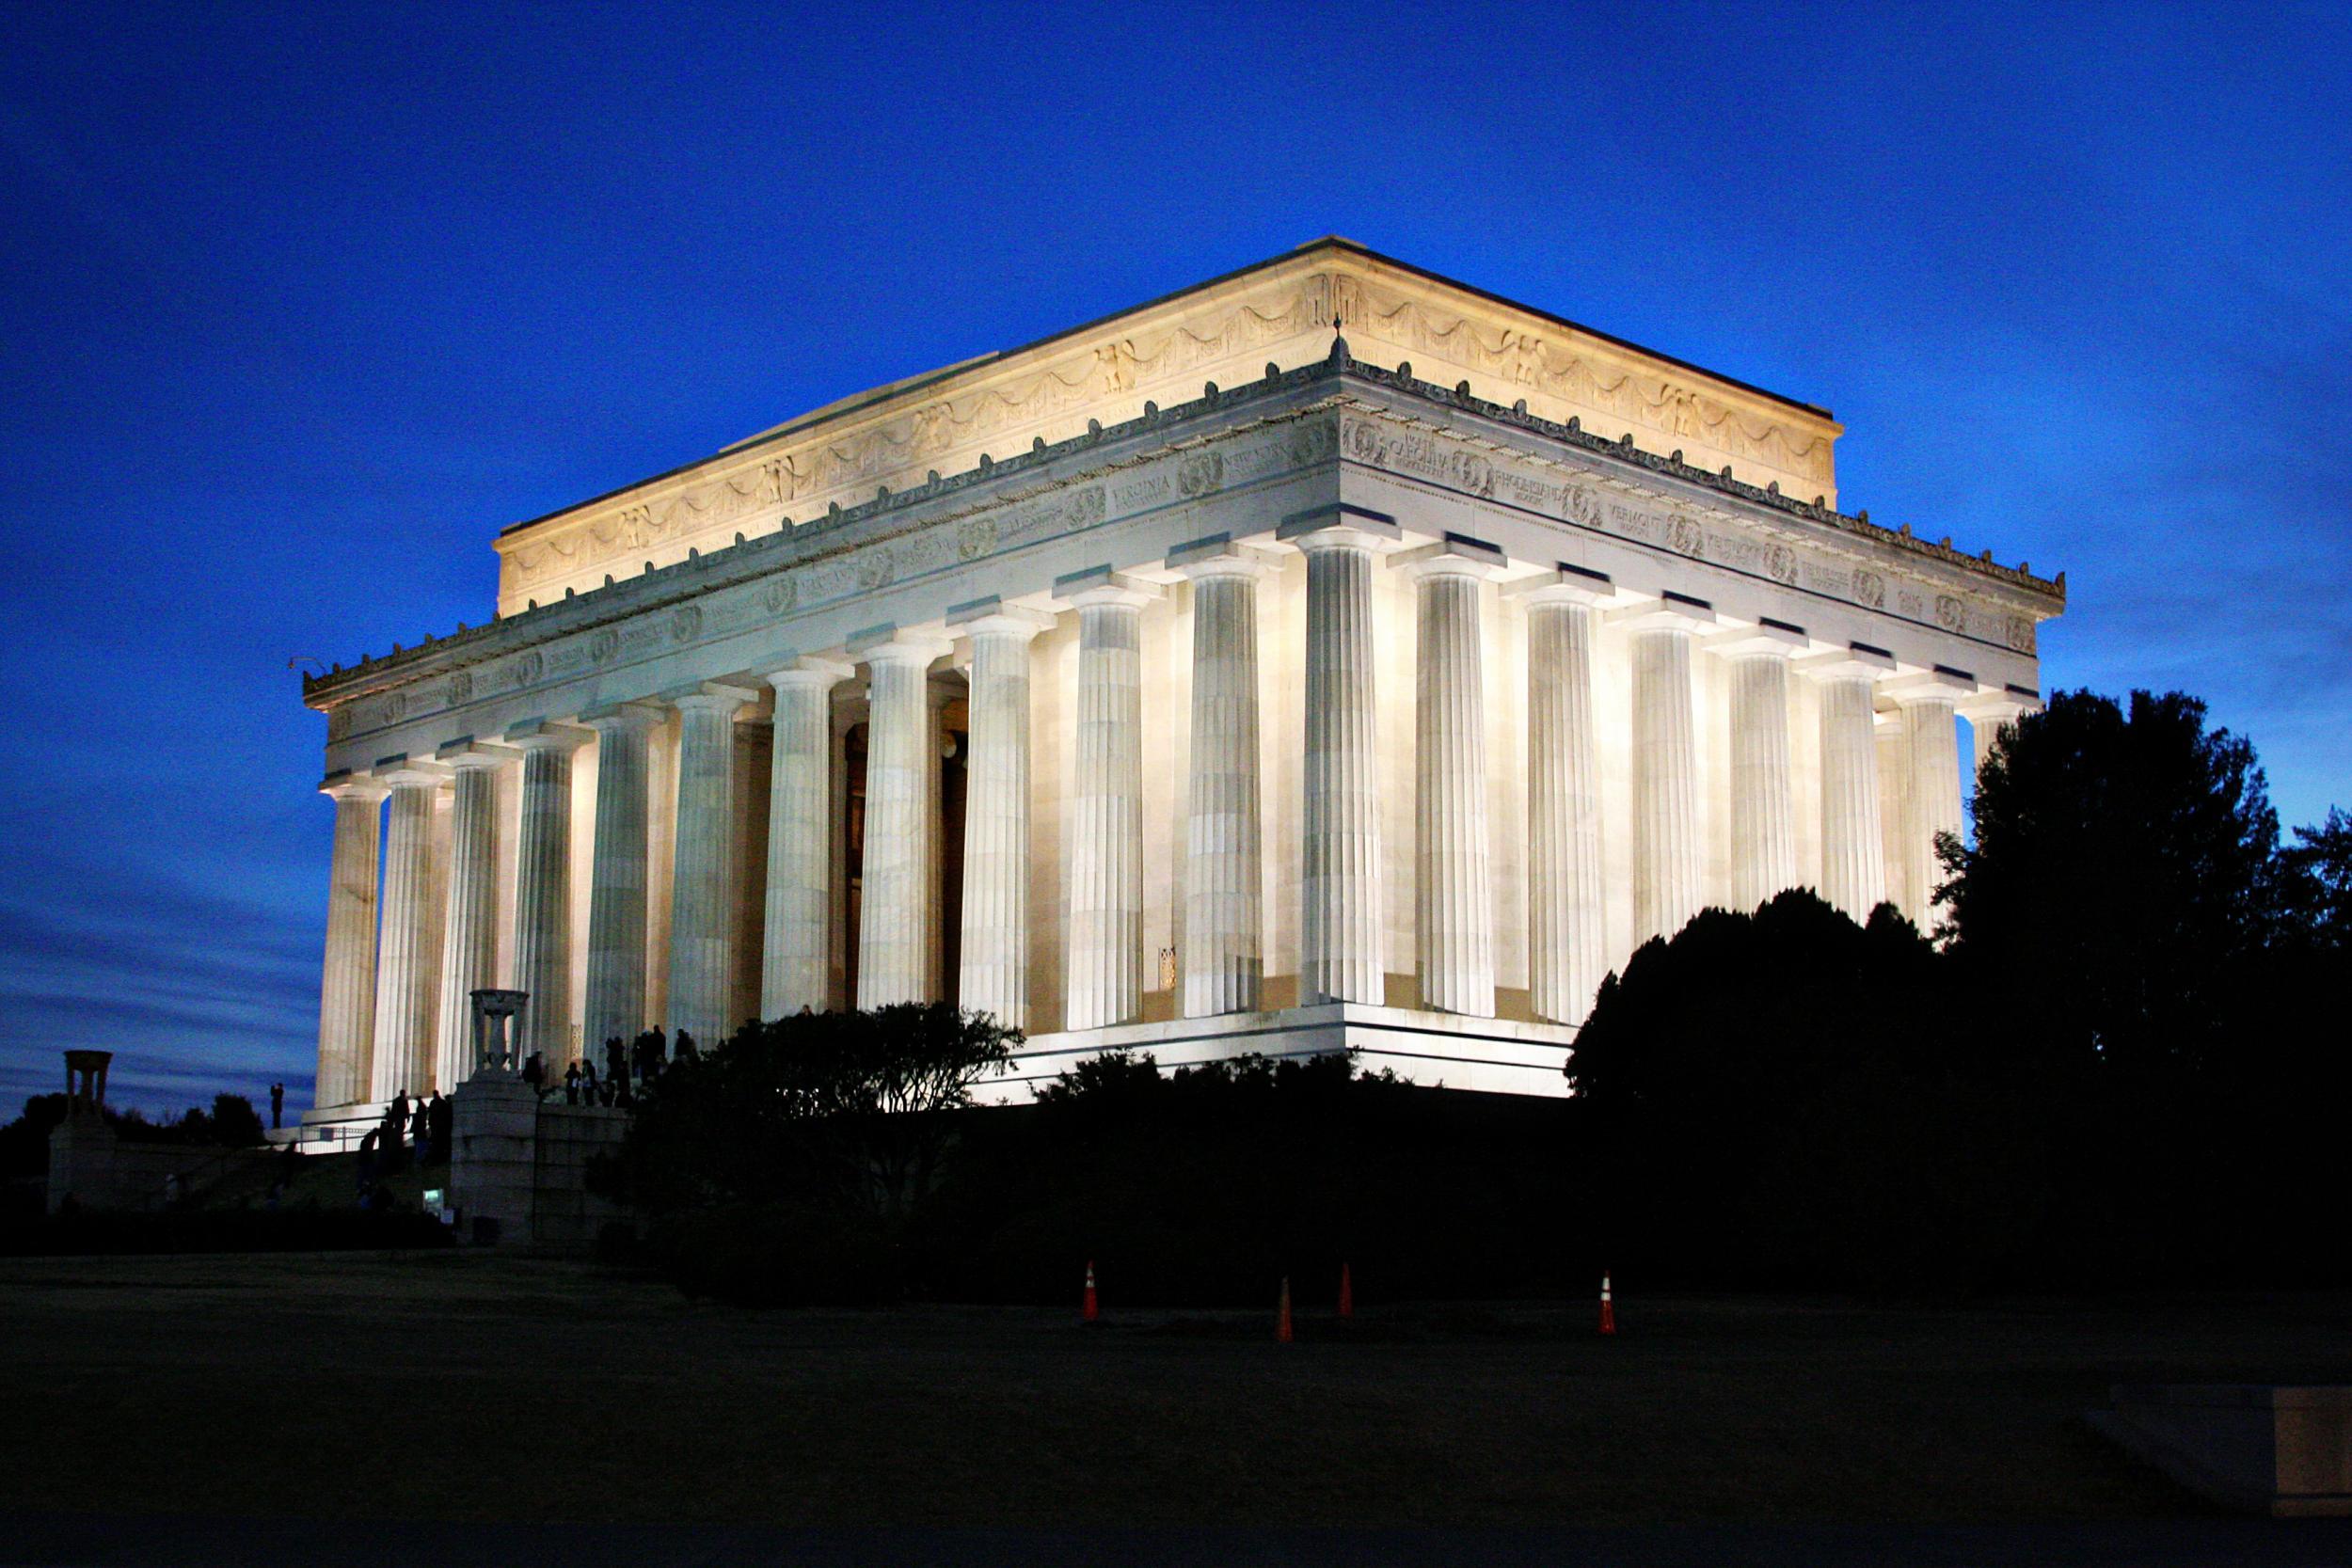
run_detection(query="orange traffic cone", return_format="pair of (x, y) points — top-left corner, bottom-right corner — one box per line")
(1278, 1276), (1294, 1343)
(1339, 1262), (1354, 1321)
(1083, 1260), (1099, 1323)
(1598, 1272), (1616, 1336)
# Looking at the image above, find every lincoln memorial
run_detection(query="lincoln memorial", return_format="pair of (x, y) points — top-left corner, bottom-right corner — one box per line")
(298, 237), (2062, 1130)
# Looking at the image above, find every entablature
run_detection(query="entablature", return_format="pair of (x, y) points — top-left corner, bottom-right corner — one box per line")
(310, 349), (2061, 772)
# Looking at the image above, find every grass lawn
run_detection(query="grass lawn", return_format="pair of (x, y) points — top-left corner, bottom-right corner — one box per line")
(0, 1251), (2344, 1528)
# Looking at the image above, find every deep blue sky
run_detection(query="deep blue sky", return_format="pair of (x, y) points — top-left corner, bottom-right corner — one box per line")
(3, 2), (2344, 1116)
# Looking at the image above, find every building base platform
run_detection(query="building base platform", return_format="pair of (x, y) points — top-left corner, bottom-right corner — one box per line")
(985, 1003), (1577, 1101)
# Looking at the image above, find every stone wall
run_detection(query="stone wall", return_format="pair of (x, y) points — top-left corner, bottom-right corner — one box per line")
(530, 1101), (630, 1247)
(446, 1077), (629, 1248)
(44, 1118), (275, 1213)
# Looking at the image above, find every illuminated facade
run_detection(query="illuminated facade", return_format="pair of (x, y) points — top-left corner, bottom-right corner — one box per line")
(301, 238), (2061, 1121)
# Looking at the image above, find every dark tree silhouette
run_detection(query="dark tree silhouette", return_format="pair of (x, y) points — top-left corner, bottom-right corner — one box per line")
(1941, 689), (2280, 1075)
(2280, 806), (2352, 949)
(597, 1003), (1016, 1220)
(1565, 892), (2057, 1290)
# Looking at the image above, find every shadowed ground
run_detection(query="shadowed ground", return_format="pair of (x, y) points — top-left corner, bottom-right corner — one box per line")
(2, 1252), (2348, 1556)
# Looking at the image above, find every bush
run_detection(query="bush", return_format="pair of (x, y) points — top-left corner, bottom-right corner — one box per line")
(910, 1052), (1589, 1307)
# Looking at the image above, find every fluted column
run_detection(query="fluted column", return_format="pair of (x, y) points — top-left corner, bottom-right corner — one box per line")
(581, 705), (660, 1058)
(667, 685), (755, 1047)
(1279, 506), (1399, 1006)
(1963, 690), (2034, 778)
(507, 721), (589, 1069)
(1800, 645), (1895, 922)
(1396, 537), (1502, 1017)
(1619, 598), (1714, 944)
(1895, 675), (1968, 927)
(1171, 539), (1275, 1017)
(432, 743), (512, 1090)
(951, 605), (1053, 1026)
(1057, 568), (1155, 1031)
(762, 658), (850, 1019)
(1509, 571), (1611, 1025)
(314, 775), (387, 1110)
(1713, 625), (1804, 912)
(856, 634), (950, 1008)
(370, 762), (448, 1101)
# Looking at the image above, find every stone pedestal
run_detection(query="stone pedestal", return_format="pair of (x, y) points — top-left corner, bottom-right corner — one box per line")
(2093, 1385), (2352, 1517)
(448, 1074), (542, 1246)
(46, 1114), (119, 1214)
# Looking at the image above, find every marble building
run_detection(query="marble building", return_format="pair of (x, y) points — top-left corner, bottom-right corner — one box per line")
(299, 237), (2061, 1127)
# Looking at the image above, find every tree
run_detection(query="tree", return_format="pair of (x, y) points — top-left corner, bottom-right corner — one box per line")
(209, 1094), (266, 1148)
(598, 1003), (1017, 1221)
(1564, 891), (2047, 1290)
(1942, 689), (2280, 1075)
(2280, 807), (2352, 949)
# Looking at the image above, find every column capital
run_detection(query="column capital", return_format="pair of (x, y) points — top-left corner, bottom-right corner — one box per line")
(1277, 501), (1402, 551)
(1166, 533), (1280, 580)
(1706, 619), (1808, 660)
(660, 681), (760, 715)
(1050, 564), (1160, 611)
(1504, 564), (1618, 608)
(370, 753), (453, 789)
(847, 625), (954, 669)
(1883, 667), (1976, 708)
(765, 655), (858, 691)
(1610, 593), (1717, 634)
(1796, 641), (1899, 684)
(502, 717), (595, 752)
(1391, 531), (1507, 582)
(579, 700), (665, 733)
(320, 770), (389, 804)
(1959, 683), (2042, 723)
(946, 595), (1058, 641)
(435, 736), (521, 770)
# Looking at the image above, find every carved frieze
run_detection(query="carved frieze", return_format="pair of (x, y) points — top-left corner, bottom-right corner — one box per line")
(1338, 410), (2042, 651)
(497, 257), (1836, 604)
(1329, 269), (1834, 483)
